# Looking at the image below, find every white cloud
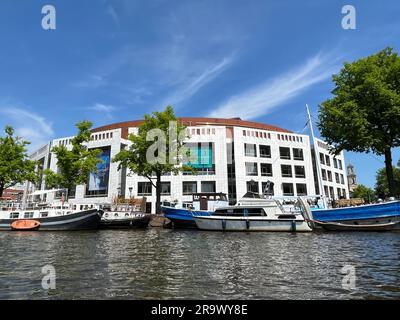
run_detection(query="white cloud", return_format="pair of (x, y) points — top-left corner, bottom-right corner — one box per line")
(161, 54), (235, 107)
(0, 107), (54, 152)
(88, 103), (118, 119)
(209, 53), (340, 120)
(106, 4), (120, 27)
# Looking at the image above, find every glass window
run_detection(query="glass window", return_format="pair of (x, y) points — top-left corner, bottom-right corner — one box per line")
(333, 158), (338, 169)
(325, 155), (331, 166)
(183, 182), (197, 195)
(322, 169), (327, 181)
(338, 159), (343, 170)
(261, 181), (274, 195)
(282, 183), (294, 196)
(327, 171), (332, 182)
(244, 144), (257, 157)
(294, 166), (306, 178)
(280, 147), (291, 160)
(320, 153), (325, 165)
(260, 163), (273, 177)
(246, 181), (259, 193)
(245, 162), (258, 176)
(281, 165), (292, 177)
(293, 148), (304, 160)
(259, 145), (271, 158)
(201, 181), (216, 193)
(335, 173), (340, 183)
(138, 182), (152, 195)
(161, 182), (171, 195)
(340, 174), (345, 184)
(296, 184), (307, 196)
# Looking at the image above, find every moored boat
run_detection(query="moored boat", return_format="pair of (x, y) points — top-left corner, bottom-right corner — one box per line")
(100, 211), (151, 229)
(161, 192), (229, 228)
(194, 194), (312, 232)
(0, 202), (103, 231)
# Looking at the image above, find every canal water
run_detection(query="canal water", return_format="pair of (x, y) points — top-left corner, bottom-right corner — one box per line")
(0, 229), (399, 300)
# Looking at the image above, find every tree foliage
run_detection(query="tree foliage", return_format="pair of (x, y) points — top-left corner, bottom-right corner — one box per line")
(113, 106), (192, 214)
(318, 47), (400, 196)
(44, 121), (102, 196)
(0, 126), (37, 197)
(351, 184), (376, 203)
(375, 160), (400, 199)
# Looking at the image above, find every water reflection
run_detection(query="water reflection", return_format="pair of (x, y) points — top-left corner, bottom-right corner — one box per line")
(0, 229), (399, 299)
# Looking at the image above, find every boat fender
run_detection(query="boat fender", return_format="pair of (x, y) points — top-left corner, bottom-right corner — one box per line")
(222, 219), (226, 231)
(291, 220), (296, 232)
(246, 219), (250, 230)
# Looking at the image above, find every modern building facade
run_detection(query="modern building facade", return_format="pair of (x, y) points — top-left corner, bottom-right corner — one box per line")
(27, 117), (349, 212)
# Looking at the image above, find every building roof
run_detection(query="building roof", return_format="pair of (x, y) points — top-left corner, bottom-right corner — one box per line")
(92, 117), (292, 139)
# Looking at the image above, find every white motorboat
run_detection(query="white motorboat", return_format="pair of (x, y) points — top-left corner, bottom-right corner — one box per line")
(193, 193), (312, 232)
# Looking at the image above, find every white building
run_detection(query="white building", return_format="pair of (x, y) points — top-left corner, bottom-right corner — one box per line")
(27, 117), (349, 212)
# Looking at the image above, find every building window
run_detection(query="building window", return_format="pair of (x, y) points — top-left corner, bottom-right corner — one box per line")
(246, 181), (259, 193)
(261, 181), (274, 195)
(296, 184), (307, 196)
(335, 173), (340, 183)
(325, 155), (331, 166)
(243, 130), (246, 136)
(260, 163), (273, 177)
(293, 148), (304, 161)
(337, 188), (342, 198)
(183, 182), (197, 195)
(333, 158), (338, 169)
(161, 182), (171, 195)
(259, 145), (271, 158)
(294, 166), (306, 178)
(322, 169), (327, 181)
(329, 186), (335, 199)
(338, 159), (343, 170)
(244, 144), (257, 157)
(245, 162), (258, 176)
(279, 147), (291, 160)
(340, 174), (345, 184)
(342, 189), (347, 198)
(327, 171), (333, 182)
(282, 183), (294, 196)
(201, 181), (216, 193)
(281, 165), (292, 178)
(320, 153), (325, 165)
(324, 185), (329, 197)
(138, 182), (152, 196)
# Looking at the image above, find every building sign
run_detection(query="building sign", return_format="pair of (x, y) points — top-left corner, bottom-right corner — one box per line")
(88, 148), (110, 191)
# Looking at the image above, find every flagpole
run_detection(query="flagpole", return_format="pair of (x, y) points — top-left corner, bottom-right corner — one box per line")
(306, 104), (327, 208)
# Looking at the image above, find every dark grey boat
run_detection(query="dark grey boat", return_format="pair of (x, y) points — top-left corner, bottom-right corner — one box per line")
(313, 220), (400, 232)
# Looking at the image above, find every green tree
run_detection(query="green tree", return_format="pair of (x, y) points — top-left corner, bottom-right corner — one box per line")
(351, 184), (376, 203)
(318, 47), (400, 197)
(44, 121), (102, 197)
(0, 126), (37, 198)
(375, 160), (400, 199)
(113, 106), (192, 214)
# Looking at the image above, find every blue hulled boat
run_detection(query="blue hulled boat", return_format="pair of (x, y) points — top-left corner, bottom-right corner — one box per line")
(308, 200), (400, 231)
(161, 193), (229, 228)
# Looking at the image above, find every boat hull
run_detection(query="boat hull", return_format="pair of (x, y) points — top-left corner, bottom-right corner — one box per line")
(100, 214), (151, 229)
(194, 216), (312, 232)
(0, 209), (102, 231)
(161, 206), (211, 229)
(314, 220), (400, 231)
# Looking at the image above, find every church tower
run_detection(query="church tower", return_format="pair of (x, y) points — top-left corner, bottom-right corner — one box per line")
(347, 163), (358, 197)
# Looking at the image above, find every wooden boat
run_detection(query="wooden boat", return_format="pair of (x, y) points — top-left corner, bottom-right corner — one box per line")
(11, 220), (41, 231)
(313, 220), (400, 231)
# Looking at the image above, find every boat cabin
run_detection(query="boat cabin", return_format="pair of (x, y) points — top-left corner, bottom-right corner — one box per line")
(188, 193), (228, 211)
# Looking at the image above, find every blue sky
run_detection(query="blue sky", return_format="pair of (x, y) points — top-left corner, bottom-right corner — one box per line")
(0, 0), (399, 188)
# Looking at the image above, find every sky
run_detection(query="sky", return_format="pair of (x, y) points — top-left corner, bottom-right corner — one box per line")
(0, 0), (399, 188)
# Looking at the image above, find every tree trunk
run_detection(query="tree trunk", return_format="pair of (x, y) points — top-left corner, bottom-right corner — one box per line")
(0, 182), (4, 198)
(384, 147), (396, 197)
(155, 172), (161, 214)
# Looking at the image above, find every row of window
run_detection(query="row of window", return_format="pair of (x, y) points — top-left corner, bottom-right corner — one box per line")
(243, 130), (272, 139)
(319, 153), (343, 169)
(244, 144), (304, 161)
(246, 181), (308, 196)
(92, 132), (113, 141)
(277, 134), (304, 143)
(245, 163), (306, 178)
(322, 169), (345, 184)
(137, 181), (217, 196)
(187, 128), (216, 136)
(323, 185), (347, 199)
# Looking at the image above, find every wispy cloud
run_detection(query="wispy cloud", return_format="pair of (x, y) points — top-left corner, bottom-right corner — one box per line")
(209, 53), (340, 120)
(161, 54), (235, 107)
(0, 107), (54, 151)
(106, 4), (120, 27)
(88, 103), (118, 119)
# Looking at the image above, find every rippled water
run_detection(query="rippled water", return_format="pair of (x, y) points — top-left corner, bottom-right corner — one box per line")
(0, 229), (399, 300)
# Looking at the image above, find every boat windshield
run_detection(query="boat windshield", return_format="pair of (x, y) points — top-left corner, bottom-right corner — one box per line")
(213, 207), (265, 216)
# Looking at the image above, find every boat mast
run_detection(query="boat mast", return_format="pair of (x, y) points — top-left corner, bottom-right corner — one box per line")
(306, 104), (327, 207)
